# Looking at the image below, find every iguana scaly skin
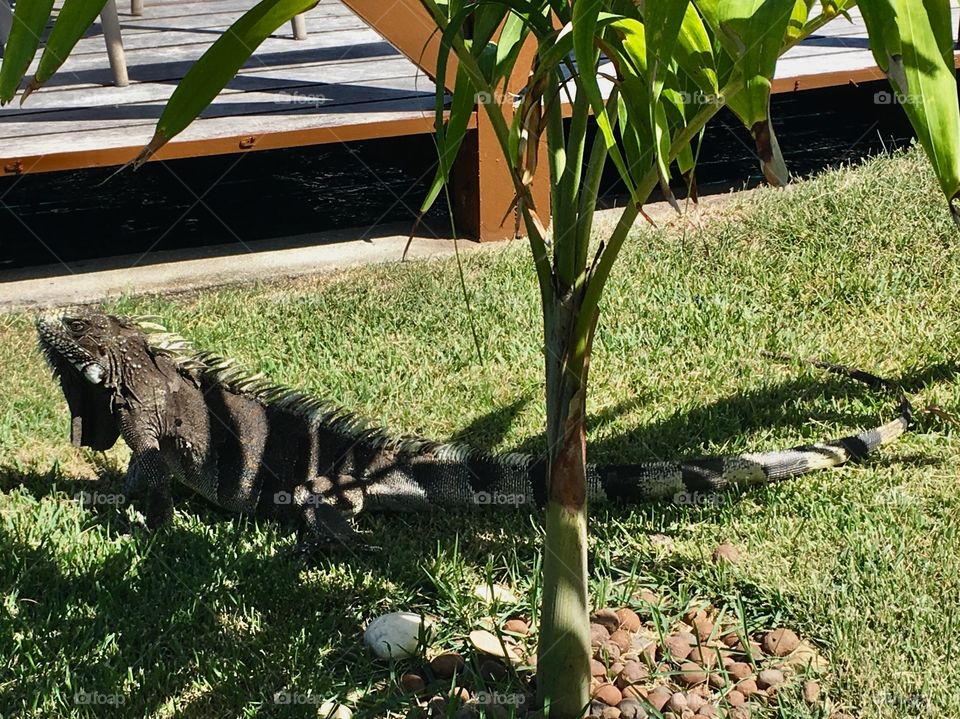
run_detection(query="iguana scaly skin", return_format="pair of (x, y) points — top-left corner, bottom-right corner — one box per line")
(36, 311), (912, 543)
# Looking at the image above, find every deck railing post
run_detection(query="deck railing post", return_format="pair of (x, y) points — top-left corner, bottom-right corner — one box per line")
(100, 0), (129, 87)
(451, 34), (550, 241)
(290, 14), (308, 40)
(339, 0), (549, 241)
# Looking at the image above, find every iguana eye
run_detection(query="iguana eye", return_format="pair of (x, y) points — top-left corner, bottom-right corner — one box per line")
(67, 319), (88, 334)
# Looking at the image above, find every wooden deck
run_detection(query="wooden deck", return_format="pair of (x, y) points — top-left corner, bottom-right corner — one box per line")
(2, 1), (958, 178)
(0, 0), (449, 175)
(1, 1), (958, 240)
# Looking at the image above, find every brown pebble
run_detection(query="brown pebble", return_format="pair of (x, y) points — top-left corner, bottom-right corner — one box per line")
(609, 630), (633, 653)
(726, 690), (746, 706)
(616, 607), (642, 632)
(591, 658), (608, 677)
(621, 685), (646, 700)
(637, 639), (657, 665)
(728, 707), (751, 719)
(757, 669), (784, 689)
(615, 660), (648, 689)
(708, 672), (725, 689)
(448, 687), (471, 703)
(682, 607), (706, 625)
(602, 708), (621, 719)
(687, 646), (717, 668)
(762, 628), (799, 657)
(712, 543), (739, 563)
(667, 692), (688, 713)
(430, 652), (465, 679)
(427, 695), (448, 716)
(594, 683), (623, 707)
(803, 680), (820, 704)
(592, 609), (622, 633)
(720, 632), (740, 648)
(677, 662), (707, 686)
(617, 698), (648, 719)
(646, 686), (672, 711)
(726, 662), (752, 681)
(737, 679), (758, 697)
(663, 632), (696, 661)
(596, 642), (622, 663)
(400, 672), (426, 694)
(503, 618), (529, 635)
(696, 707), (719, 718)
(592, 622), (612, 645)
(635, 589), (659, 606)
(692, 617), (714, 641)
(685, 692), (706, 712)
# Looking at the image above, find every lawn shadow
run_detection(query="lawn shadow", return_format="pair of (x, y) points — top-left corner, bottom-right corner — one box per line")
(504, 362), (956, 466)
(2, 361), (955, 715)
(0, 467), (491, 718)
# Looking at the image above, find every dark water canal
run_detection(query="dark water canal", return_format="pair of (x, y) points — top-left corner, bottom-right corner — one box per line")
(0, 80), (921, 273)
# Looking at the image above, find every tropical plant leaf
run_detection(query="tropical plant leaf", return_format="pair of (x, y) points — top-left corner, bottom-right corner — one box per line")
(573, 0), (637, 200)
(861, 0), (960, 218)
(0, 0), (57, 104)
(420, 64), (476, 215)
(695, 0), (794, 185)
(21, 0), (108, 103)
(857, 0), (908, 91)
(132, 0), (319, 165)
(673, 3), (718, 97)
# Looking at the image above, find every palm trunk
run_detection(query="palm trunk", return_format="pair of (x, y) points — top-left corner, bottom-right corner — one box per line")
(536, 295), (594, 717)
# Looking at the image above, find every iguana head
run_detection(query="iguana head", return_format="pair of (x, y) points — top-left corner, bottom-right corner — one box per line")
(36, 310), (149, 450)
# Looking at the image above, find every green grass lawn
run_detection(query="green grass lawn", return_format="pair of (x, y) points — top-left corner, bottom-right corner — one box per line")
(2, 146), (959, 718)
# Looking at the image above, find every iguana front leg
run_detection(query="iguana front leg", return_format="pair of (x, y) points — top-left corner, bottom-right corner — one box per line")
(292, 478), (378, 552)
(125, 445), (174, 530)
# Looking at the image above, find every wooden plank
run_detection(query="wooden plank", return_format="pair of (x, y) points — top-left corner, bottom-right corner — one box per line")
(26, 27), (394, 80)
(108, 0), (355, 22)
(64, 13), (363, 56)
(0, 77), (435, 140)
(6, 57), (423, 115)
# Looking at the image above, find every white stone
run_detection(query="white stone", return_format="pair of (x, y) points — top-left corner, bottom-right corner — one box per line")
(363, 612), (434, 659)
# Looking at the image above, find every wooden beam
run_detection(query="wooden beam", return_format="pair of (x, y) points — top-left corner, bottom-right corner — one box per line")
(0, 115), (461, 176)
(338, 0), (458, 90)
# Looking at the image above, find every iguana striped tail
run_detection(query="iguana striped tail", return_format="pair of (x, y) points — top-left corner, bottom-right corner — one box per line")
(594, 357), (912, 503)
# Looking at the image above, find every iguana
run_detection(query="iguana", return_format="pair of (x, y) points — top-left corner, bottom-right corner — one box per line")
(36, 310), (912, 544)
